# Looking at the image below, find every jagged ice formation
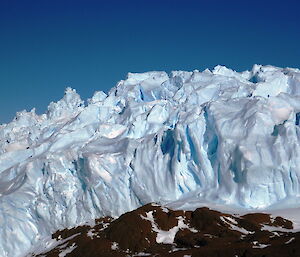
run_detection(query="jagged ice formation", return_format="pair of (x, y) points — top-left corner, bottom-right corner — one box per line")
(1, 65), (300, 256)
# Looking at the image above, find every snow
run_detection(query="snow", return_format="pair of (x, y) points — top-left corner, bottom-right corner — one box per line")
(161, 206), (169, 213)
(155, 216), (188, 244)
(26, 233), (80, 257)
(140, 212), (196, 244)
(261, 225), (294, 233)
(285, 237), (295, 244)
(58, 243), (77, 257)
(131, 253), (152, 256)
(87, 229), (98, 239)
(111, 242), (119, 250)
(1, 65), (300, 256)
(220, 216), (254, 235)
(266, 206), (300, 231)
(252, 242), (269, 249)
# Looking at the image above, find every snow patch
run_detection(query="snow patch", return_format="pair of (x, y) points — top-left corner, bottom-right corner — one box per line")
(220, 216), (254, 235)
(141, 212), (197, 244)
(58, 243), (77, 257)
(285, 237), (295, 244)
(111, 242), (119, 250)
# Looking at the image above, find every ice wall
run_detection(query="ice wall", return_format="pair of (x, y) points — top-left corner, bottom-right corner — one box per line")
(1, 65), (300, 256)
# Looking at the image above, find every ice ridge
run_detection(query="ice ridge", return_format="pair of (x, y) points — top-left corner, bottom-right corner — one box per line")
(1, 65), (300, 256)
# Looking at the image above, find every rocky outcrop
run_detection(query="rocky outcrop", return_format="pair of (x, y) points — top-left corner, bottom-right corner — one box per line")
(30, 203), (299, 257)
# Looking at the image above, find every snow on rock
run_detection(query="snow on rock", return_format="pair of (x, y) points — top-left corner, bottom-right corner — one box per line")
(1, 65), (300, 256)
(111, 242), (119, 250)
(58, 243), (77, 257)
(140, 212), (196, 244)
(34, 203), (300, 257)
(220, 216), (254, 235)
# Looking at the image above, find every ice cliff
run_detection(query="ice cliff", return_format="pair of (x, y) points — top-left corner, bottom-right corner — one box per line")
(1, 64), (300, 256)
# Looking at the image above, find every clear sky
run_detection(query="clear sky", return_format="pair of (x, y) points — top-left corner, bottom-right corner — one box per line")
(0, 0), (299, 123)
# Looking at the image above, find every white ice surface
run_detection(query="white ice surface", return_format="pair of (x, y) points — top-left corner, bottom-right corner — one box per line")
(1, 65), (300, 256)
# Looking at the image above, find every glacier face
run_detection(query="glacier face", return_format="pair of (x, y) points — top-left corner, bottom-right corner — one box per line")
(1, 65), (300, 256)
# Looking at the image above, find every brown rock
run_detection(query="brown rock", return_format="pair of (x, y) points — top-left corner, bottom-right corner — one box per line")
(32, 203), (300, 257)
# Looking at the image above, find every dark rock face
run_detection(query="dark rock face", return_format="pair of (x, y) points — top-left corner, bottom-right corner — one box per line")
(30, 204), (300, 257)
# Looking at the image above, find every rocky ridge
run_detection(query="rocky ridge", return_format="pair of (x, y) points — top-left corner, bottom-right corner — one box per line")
(30, 203), (299, 257)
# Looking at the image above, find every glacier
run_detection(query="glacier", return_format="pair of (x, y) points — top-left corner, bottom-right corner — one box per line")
(1, 64), (300, 256)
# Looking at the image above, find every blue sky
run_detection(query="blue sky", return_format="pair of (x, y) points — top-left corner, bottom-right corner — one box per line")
(0, 0), (299, 123)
